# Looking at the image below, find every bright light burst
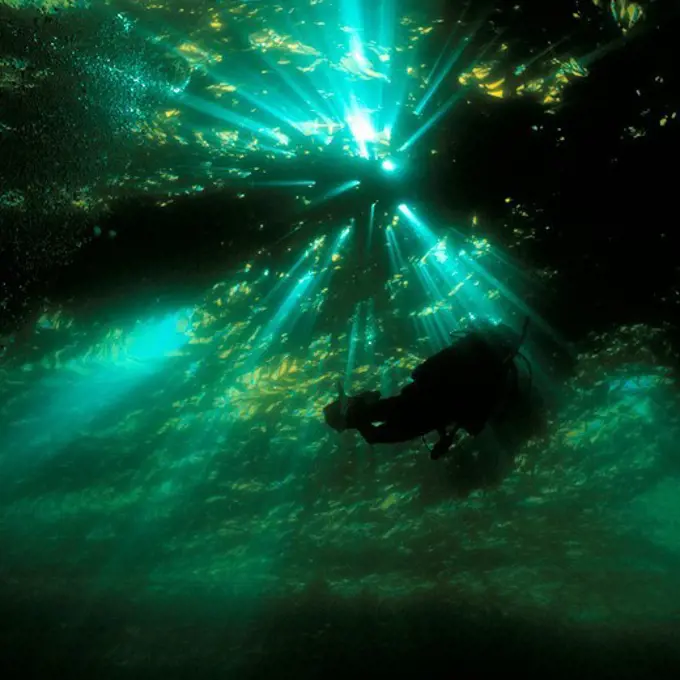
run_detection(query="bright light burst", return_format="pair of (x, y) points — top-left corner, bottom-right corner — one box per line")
(0, 0), (649, 215)
(101, 0), (600, 207)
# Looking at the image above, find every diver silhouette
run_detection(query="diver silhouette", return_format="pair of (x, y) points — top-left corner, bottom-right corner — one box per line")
(323, 319), (531, 460)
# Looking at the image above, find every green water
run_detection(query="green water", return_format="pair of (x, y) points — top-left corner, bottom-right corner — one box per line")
(1, 0), (679, 677)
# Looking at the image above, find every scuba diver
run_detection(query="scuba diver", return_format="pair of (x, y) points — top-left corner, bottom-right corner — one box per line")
(323, 319), (531, 460)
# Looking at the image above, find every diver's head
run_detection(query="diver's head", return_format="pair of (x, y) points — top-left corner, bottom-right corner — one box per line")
(323, 400), (347, 432)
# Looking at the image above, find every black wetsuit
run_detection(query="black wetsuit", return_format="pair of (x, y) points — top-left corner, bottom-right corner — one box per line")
(348, 330), (515, 445)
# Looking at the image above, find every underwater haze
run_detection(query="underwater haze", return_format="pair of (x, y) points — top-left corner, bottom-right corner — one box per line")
(1, 1), (680, 678)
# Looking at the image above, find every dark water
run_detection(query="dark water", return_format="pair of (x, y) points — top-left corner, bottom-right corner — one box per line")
(1, 1), (680, 677)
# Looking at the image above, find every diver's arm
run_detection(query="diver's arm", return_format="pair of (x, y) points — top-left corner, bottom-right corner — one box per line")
(430, 424), (460, 460)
